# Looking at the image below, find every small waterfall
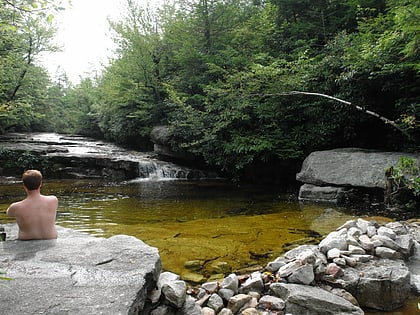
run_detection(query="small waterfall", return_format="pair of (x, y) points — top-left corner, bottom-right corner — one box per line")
(0, 132), (216, 181)
(136, 159), (207, 181)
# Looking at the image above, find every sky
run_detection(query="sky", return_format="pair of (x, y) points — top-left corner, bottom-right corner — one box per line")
(40, 0), (127, 84)
(40, 0), (165, 84)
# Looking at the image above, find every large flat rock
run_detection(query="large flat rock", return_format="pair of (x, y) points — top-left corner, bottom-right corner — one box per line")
(296, 148), (419, 189)
(0, 224), (161, 315)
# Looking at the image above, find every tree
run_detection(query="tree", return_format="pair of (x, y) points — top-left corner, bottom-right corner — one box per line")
(0, 0), (63, 133)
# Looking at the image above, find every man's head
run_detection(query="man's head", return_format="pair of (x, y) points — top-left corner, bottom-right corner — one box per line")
(22, 170), (43, 191)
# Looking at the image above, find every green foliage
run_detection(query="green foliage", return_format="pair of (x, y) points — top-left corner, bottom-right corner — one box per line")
(0, 0), (61, 133)
(2, 0), (418, 181)
(389, 157), (420, 197)
(0, 147), (44, 170)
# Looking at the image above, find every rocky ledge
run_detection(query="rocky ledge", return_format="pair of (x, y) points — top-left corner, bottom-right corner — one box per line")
(0, 224), (161, 315)
(147, 219), (420, 315)
(296, 148), (420, 205)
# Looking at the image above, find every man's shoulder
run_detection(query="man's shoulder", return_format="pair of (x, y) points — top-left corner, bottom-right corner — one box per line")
(6, 200), (23, 215)
(42, 195), (58, 201)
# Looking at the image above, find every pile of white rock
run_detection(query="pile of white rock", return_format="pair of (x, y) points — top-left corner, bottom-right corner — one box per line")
(146, 219), (419, 315)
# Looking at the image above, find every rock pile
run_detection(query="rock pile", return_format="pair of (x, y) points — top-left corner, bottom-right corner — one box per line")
(146, 219), (419, 314)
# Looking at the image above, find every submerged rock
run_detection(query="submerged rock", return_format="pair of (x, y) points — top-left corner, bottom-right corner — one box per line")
(144, 219), (419, 314)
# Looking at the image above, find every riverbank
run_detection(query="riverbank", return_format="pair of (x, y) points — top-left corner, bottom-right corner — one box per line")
(150, 218), (420, 314)
(1, 219), (419, 314)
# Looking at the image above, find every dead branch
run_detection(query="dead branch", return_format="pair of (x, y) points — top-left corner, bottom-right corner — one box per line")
(257, 91), (412, 140)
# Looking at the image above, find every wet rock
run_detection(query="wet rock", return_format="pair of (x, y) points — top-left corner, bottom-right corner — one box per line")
(210, 261), (231, 275)
(181, 272), (206, 284)
(297, 183), (352, 204)
(184, 260), (202, 271)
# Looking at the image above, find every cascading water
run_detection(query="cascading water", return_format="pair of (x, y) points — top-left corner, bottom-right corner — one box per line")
(0, 132), (213, 181)
(136, 159), (204, 181)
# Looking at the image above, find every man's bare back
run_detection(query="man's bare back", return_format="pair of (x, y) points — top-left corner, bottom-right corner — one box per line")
(6, 170), (58, 240)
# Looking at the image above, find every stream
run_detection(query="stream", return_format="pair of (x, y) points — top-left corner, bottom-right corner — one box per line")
(0, 133), (418, 314)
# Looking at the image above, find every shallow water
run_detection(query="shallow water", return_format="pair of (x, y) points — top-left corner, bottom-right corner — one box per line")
(0, 179), (356, 273)
(1, 179), (418, 314)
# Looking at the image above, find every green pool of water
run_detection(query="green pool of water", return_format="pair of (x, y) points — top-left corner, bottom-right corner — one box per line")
(1, 179), (417, 314)
(0, 179), (356, 273)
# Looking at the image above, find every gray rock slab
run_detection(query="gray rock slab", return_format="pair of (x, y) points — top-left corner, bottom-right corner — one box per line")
(0, 224), (161, 315)
(339, 259), (411, 311)
(296, 148), (420, 189)
(269, 283), (364, 315)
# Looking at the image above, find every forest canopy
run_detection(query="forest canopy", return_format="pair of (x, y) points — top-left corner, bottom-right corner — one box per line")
(0, 0), (419, 179)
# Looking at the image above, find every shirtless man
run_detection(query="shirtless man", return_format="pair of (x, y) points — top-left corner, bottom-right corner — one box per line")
(7, 170), (58, 240)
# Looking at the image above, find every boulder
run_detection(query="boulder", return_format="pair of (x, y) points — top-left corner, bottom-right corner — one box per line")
(296, 148), (420, 203)
(296, 148), (419, 189)
(298, 183), (354, 204)
(339, 259), (411, 311)
(150, 126), (196, 162)
(269, 283), (364, 315)
(0, 224), (161, 315)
